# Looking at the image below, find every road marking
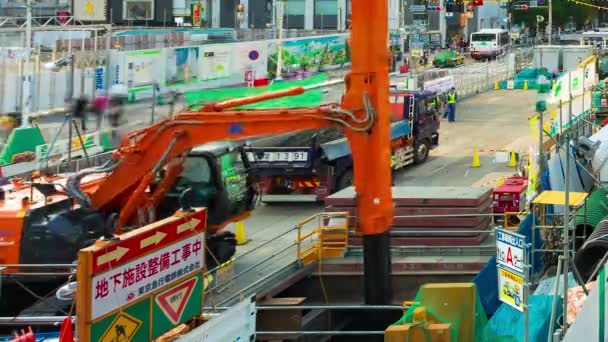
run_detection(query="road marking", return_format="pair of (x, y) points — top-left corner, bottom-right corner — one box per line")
(97, 247), (129, 266)
(140, 231), (167, 249)
(177, 218), (201, 234)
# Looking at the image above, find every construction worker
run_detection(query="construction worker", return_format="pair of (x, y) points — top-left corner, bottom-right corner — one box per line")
(447, 87), (457, 122)
(429, 96), (437, 108)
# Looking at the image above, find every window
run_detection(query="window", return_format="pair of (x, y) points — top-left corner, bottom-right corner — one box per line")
(472, 33), (495, 42)
(315, 0), (338, 15)
(180, 157), (212, 184)
(123, 0), (154, 20)
(284, 0), (305, 15)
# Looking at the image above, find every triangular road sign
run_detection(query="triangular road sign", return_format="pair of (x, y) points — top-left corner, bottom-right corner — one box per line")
(155, 277), (198, 325)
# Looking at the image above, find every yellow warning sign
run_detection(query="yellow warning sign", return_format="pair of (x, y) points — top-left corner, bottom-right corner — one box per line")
(100, 312), (142, 342)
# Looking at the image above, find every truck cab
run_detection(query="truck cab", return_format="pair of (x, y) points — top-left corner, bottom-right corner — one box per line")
(388, 89), (440, 163)
(157, 141), (257, 228)
(244, 90), (441, 201)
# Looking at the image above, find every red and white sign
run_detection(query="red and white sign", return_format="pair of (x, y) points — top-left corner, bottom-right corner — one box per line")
(91, 233), (204, 320)
(155, 277), (198, 324)
(92, 210), (206, 273)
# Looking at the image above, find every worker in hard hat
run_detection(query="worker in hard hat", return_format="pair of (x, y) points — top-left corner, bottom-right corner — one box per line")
(446, 87), (457, 122)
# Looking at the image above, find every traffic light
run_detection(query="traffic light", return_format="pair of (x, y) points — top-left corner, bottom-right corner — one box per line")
(514, 4), (528, 10)
(426, 6), (441, 11)
(473, 0), (484, 6)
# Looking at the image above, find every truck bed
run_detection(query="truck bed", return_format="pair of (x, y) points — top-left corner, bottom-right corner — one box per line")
(251, 128), (344, 148)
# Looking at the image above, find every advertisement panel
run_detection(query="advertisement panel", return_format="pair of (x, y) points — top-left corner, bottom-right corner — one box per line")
(267, 34), (350, 75)
(123, 0), (154, 20)
(199, 44), (231, 80)
(125, 49), (165, 88)
(74, 0), (108, 21)
(166, 47), (200, 85)
(497, 266), (525, 312)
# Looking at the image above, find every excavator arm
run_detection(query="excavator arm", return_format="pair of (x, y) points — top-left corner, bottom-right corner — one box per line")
(75, 0), (393, 304)
(79, 87), (376, 232)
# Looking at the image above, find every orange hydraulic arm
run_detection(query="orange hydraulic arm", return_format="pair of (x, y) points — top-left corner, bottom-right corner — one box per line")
(83, 0), (393, 304)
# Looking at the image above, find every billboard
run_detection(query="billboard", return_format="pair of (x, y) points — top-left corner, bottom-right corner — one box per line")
(74, 0), (108, 21)
(199, 44), (232, 80)
(166, 47), (200, 85)
(125, 49), (165, 88)
(123, 0), (154, 20)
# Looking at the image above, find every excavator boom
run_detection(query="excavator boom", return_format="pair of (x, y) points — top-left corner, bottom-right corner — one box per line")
(73, 0), (394, 305)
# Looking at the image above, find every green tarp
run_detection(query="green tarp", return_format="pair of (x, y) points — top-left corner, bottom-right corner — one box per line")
(184, 73), (328, 109)
(0, 126), (45, 165)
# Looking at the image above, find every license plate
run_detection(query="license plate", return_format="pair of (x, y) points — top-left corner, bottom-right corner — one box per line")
(247, 151), (308, 162)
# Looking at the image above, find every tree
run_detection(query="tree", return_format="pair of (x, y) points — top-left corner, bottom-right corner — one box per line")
(511, 0), (595, 31)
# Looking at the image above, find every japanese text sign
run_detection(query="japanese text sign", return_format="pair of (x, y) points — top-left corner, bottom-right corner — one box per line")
(497, 266), (525, 312)
(496, 228), (526, 274)
(77, 209), (207, 341)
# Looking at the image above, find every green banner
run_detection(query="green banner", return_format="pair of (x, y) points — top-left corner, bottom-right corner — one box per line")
(185, 73), (328, 109)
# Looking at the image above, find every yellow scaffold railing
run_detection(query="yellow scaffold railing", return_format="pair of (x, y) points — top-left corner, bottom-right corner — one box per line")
(504, 211), (529, 230)
(297, 212), (349, 265)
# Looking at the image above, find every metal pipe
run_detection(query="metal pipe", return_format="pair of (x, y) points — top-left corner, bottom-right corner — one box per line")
(548, 257), (562, 342)
(0, 264), (75, 268)
(256, 305), (406, 310)
(207, 243), (296, 293)
(217, 261), (298, 306)
(563, 93), (572, 334)
(370, 229), (496, 234)
(392, 213), (523, 218)
(206, 227), (297, 275)
(585, 251), (608, 283)
(256, 331), (386, 335)
(1, 272), (74, 276)
(0, 316), (73, 325)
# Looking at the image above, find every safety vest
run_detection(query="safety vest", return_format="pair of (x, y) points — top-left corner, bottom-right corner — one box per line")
(448, 92), (456, 104)
(429, 98), (436, 106)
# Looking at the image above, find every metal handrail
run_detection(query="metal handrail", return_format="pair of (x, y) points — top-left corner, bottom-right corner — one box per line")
(296, 212), (349, 265)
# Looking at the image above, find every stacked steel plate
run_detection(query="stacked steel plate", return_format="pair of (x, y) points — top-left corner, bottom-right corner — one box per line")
(324, 186), (493, 246)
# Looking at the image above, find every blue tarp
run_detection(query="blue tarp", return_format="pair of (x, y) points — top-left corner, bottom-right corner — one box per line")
(473, 214), (544, 315)
(486, 295), (561, 342)
(321, 121), (412, 161)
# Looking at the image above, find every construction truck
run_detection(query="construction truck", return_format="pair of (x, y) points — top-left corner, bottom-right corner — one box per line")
(244, 89), (440, 201)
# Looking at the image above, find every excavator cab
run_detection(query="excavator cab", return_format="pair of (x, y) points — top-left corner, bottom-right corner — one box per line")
(157, 141), (257, 229)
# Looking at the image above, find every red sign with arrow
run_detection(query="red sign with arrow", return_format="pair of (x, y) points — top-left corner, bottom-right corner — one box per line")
(91, 209), (207, 274)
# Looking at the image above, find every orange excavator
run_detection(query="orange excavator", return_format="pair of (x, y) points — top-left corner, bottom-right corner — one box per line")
(0, 0), (394, 303)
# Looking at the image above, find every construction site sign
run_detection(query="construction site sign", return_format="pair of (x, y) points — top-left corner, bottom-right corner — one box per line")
(497, 266), (525, 312)
(496, 228), (526, 274)
(77, 209), (207, 341)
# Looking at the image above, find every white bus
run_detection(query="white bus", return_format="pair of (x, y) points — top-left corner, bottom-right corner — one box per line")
(469, 29), (510, 60)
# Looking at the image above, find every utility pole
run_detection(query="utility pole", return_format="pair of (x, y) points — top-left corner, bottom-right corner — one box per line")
(275, 0), (284, 80)
(547, 0), (552, 44)
(21, 0), (32, 127)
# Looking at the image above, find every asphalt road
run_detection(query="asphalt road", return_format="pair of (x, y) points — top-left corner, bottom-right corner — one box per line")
(207, 89), (538, 305)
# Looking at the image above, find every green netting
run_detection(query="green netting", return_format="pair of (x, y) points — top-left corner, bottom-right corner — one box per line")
(392, 284), (515, 342)
(184, 73), (328, 109)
